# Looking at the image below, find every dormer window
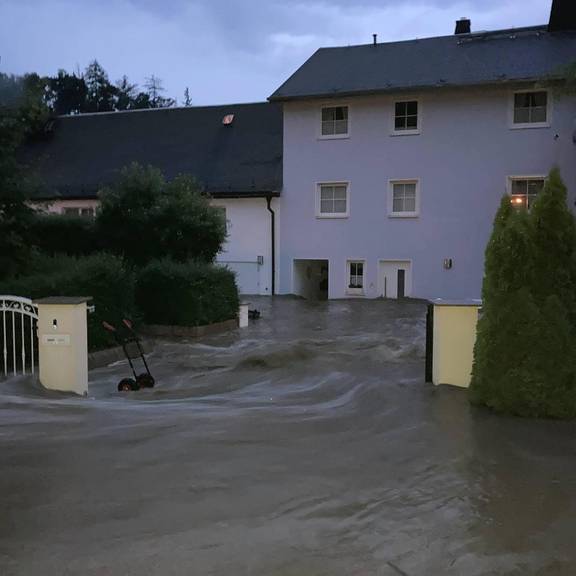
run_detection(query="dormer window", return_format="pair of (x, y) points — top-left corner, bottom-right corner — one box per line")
(321, 106), (349, 137)
(512, 91), (549, 127)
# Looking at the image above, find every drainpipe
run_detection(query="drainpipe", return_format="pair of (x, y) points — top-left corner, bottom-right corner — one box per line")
(266, 195), (276, 295)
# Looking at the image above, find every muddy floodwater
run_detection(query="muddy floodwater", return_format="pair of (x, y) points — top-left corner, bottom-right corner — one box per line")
(1, 297), (576, 575)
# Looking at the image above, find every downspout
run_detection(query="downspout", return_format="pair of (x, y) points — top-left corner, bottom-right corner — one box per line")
(266, 195), (276, 295)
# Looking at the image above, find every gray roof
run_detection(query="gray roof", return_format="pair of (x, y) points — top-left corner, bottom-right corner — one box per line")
(269, 26), (576, 101)
(24, 102), (283, 199)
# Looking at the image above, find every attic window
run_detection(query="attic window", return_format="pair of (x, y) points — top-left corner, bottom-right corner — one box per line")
(222, 114), (235, 125)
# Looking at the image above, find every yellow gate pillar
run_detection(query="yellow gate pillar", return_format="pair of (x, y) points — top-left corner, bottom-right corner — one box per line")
(426, 299), (482, 388)
(35, 297), (91, 396)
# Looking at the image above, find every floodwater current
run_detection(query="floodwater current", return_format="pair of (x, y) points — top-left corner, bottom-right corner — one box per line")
(1, 297), (576, 575)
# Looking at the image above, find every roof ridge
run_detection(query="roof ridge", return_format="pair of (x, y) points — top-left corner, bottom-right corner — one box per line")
(57, 101), (272, 119)
(316, 24), (549, 51)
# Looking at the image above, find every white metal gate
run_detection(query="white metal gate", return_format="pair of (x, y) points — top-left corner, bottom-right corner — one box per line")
(0, 296), (38, 377)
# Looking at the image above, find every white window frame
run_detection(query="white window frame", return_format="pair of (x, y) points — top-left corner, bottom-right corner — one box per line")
(509, 89), (551, 130)
(507, 175), (546, 210)
(388, 179), (420, 218)
(316, 181), (350, 219)
(390, 98), (421, 136)
(318, 104), (350, 140)
(346, 259), (366, 296)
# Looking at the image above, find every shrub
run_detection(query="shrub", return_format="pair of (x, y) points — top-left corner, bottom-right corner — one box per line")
(97, 163), (226, 266)
(30, 212), (99, 256)
(0, 253), (136, 351)
(135, 258), (239, 327)
(470, 168), (576, 418)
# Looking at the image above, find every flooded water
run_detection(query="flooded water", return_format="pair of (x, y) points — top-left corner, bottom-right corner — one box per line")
(1, 297), (576, 575)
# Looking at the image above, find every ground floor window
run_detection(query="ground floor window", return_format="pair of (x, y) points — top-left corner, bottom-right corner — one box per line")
(63, 207), (95, 218)
(348, 261), (364, 292)
(509, 177), (545, 209)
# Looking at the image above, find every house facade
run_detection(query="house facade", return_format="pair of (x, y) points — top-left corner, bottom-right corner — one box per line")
(25, 103), (282, 296)
(269, 10), (576, 300)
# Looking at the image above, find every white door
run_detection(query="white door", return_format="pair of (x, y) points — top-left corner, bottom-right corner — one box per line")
(378, 261), (411, 299)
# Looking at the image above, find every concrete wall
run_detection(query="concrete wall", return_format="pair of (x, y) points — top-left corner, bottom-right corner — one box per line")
(280, 86), (576, 300)
(211, 197), (278, 296)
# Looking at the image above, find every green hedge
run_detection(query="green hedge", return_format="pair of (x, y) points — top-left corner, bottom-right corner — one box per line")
(30, 213), (99, 257)
(0, 253), (136, 351)
(135, 258), (239, 327)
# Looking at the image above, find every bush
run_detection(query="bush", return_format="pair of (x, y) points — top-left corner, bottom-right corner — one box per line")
(135, 258), (239, 327)
(470, 168), (576, 418)
(97, 163), (226, 266)
(0, 253), (136, 351)
(30, 212), (99, 256)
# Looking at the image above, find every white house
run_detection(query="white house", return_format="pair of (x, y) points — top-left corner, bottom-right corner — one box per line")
(25, 102), (282, 295)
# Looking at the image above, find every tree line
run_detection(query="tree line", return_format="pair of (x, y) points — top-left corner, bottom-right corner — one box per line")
(0, 60), (191, 117)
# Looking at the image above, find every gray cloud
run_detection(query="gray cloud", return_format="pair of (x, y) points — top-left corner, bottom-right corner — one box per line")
(0, 0), (552, 105)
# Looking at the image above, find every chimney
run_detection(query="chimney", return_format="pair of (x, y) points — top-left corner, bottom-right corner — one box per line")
(549, 0), (576, 32)
(455, 17), (471, 35)
(373, 33), (378, 46)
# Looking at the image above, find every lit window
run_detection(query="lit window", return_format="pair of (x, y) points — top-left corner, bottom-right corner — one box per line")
(317, 183), (348, 217)
(348, 261), (364, 291)
(394, 101), (419, 132)
(321, 106), (348, 137)
(509, 178), (545, 209)
(513, 91), (548, 125)
(389, 180), (419, 217)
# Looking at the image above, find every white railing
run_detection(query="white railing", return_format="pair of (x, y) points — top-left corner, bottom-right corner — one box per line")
(0, 296), (38, 377)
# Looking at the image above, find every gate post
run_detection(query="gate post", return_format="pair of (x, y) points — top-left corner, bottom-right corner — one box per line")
(35, 297), (91, 396)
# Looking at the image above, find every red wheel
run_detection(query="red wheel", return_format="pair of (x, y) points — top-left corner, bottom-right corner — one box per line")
(118, 378), (138, 392)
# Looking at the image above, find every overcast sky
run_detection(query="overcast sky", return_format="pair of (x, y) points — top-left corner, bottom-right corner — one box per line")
(0, 0), (552, 106)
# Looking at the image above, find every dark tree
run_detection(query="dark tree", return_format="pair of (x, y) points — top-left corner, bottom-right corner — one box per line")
(96, 163), (226, 266)
(471, 168), (576, 419)
(144, 75), (175, 108)
(48, 70), (88, 115)
(183, 87), (192, 107)
(115, 75), (138, 110)
(84, 60), (116, 113)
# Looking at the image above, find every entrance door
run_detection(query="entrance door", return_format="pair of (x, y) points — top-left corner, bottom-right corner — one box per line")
(397, 269), (406, 298)
(378, 261), (411, 299)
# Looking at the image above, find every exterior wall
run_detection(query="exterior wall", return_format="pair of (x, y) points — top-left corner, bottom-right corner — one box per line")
(211, 198), (278, 296)
(31, 197), (277, 296)
(280, 87), (576, 300)
(35, 199), (100, 214)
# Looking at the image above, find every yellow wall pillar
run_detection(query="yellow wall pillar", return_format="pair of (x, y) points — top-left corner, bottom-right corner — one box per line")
(35, 297), (91, 396)
(430, 300), (481, 388)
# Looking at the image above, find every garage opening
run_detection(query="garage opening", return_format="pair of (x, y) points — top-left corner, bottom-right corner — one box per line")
(293, 259), (329, 300)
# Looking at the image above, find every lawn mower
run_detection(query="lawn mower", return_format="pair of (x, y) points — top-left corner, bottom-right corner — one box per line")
(102, 319), (155, 392)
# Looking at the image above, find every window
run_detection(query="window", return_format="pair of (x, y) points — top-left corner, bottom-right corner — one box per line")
(317, 183), (349, 218)
(509, 177), (545, 209)
(389, 180), (419, 217)
(512, 91), (548, 126)
(394, 100), (419, 133)
(63, 207), (95, 218)
(321, 106), (348, 137)
(348, 261), (364, 292)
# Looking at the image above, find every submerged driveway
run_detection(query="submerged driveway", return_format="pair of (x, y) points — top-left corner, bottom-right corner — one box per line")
(1, 297), (576, 575)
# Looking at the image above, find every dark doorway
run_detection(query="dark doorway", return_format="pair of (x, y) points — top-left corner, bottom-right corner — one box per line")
(397, 269), (406, 298)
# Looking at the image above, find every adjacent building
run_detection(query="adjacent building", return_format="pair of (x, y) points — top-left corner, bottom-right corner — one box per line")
(25, 103), (283, 296)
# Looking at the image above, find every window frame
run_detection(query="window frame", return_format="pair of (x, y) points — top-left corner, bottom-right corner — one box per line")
(318, 104), (350, 140)
(509, 89), (551, 129)
(390, 98), (421, 136)
(316, 181), (350, 219)
(388, 179), (420, 218)
(507, 175), (546, 210)
(346, 259), (366, 296)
